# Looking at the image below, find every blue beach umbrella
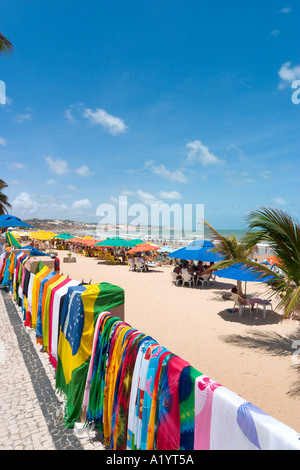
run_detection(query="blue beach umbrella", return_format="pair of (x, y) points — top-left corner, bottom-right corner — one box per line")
(214, 263), (274, 295)
(214, 263), (274, 283)
(0, 215), (33, 228)
(158, 246), (174, 253)
(168, 240), (224, 262)
(21, 247), (48, 256)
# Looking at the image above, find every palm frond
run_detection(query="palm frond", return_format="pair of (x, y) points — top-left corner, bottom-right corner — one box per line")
(0, 33), (13, 56)
(245, 207), (300, 285)
(0, 179), (11, 215)
(242, 207), (300, 318)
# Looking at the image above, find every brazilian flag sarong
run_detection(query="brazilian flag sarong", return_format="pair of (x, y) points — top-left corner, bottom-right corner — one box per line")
(55, 282), (124, 427)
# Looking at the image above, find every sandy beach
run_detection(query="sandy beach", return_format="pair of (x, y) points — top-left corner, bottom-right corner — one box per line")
(54, 249), (300, 433)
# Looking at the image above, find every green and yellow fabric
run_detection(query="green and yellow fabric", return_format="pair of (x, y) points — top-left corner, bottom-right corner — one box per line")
(55, 282), (124, 427)
(5, 231), (21, 248)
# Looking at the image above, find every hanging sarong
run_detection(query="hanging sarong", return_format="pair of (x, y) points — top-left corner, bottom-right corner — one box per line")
(86, 314), (120, 429)
(24, 272), (35, 327)
(2, 254), (12, 286)
(36, 271), (57, 344)
(112, 332), (151, 450)
(126, 339), (158, 450)
(139, 345), (167, 450)
(194, 374), (223, 450)
(82, 311), (113, 412)
(31, 266), (52, 328)
(103, 322), (134, 445)
(56, 283), (124, 427)
(109, 330), (141, 449)
(179, 365), (203, 450)
(42, 275), (65, 353)
(146, 350), (174, 450)
(154, 355), (190, 450)
(49, 279), (81, 369)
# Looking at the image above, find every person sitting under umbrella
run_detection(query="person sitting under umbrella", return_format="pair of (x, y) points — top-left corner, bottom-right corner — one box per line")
(231, 287), (270, 311)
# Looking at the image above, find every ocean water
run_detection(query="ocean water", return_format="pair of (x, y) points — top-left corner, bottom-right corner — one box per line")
(75, 226), (271, 255)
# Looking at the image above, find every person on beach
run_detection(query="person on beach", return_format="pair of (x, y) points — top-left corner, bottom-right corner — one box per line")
(231, 286), (265, 310)
(173, 263), (182, 275)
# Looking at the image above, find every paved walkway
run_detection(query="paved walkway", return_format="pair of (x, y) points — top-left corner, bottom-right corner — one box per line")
(0, 286), (105, 450)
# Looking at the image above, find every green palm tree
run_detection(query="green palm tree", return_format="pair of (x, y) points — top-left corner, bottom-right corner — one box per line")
(206, 208), (300, 319)
(0, 32), (13, 56)
(243, 207), (300, 319)
(0, 179), (12, 215)
(204, 220), (259, 292)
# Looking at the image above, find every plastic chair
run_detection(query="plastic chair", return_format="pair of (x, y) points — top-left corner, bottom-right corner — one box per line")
(182, 273), (193, 287)
(196, 273), (211, 288)
(128, 258), (136, 271)
(171, 272), (182, 286)
(135, 260), (147, 272)
(255, 300), (273, 318)
(232, 292), (251, 317)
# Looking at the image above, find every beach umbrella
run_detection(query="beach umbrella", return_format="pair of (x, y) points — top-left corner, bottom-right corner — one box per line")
(267, 256), (281, 266)
(67, 237), (87, 244)
(29, 231), (57, 240)
(16, 230), (30, 237)
(20, 246), (48, 256)
(127, 243), (160, 254)
(0, 215), (33, 228)
(127, 238), (144, 246)
(81, 238), (101, 246)
(67, 237), (100, 246)
(158, 246), (175, 253)
(53, 233), (74, 240)
(5, 231), (21, 248)
(168, 240), (224, 262)
(214, 262), (274, 295)
(9, 230), (21, 238)
(94, 237), (133, 248)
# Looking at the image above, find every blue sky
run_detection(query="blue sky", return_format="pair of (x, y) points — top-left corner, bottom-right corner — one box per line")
(0, 1), (299, 230)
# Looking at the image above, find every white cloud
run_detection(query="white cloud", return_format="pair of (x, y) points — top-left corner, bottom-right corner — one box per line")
(83, 107), (128, 135)
(280, 6), (292, 14)
(270, 29), (280, 37)
(15, 112), (32, 124)
(11, 191), (70, 218)
(11, 162), (26, 170)
(226, 144), (246, 161)
(9, 179), (20, 185)
(145, 160), (188, 183)
(121, 190), (135, 196)
(158, 190), (183, 200)
(137, 190), (161, 206)
(272, 196), (289, 206)
(225, 171), (255, 186)
(65, 107), (76, 123)
(44, 155), (69, 175)
(75, 165), (91, 177)
(186, 140), (223, 166)
(278, 62), (300, 88)
(45, 179), (56, 185)
(72, 198), (92, 211)
(0, 136), (7, 146)
(11, 192), (39, 215)
(261, 170), (272, 180)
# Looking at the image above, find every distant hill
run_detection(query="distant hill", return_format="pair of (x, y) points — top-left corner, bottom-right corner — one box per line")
(23, 218), (97, 232)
